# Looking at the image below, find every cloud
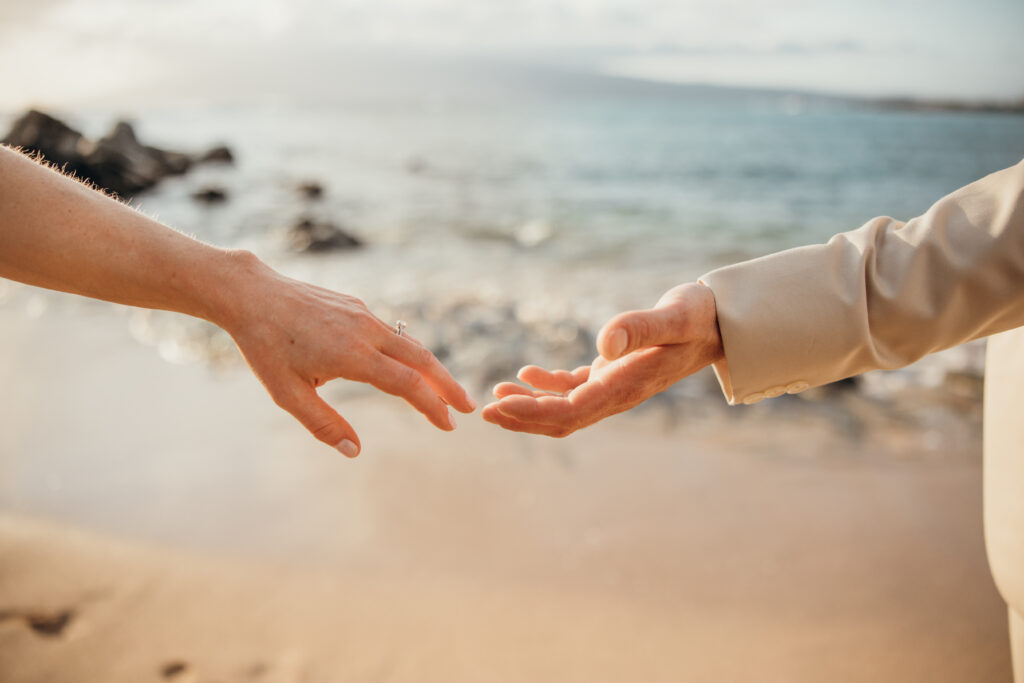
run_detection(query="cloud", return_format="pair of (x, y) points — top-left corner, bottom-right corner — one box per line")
(0, 0), (1019, 108)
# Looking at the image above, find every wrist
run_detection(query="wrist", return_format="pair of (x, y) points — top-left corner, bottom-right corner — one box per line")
(696, 282), (726, 364)
(186, 248), (277, 334)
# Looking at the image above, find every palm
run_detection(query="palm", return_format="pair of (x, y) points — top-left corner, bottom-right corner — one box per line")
(483, 342), (713, 437)
(481, 282), (723, 437)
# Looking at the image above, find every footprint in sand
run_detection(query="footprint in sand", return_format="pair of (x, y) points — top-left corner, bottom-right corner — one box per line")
(160, 659), (210, 683)
(159, 655), (306, 683)
(0, 607), (75, 637)
(161, 660), (190, 678)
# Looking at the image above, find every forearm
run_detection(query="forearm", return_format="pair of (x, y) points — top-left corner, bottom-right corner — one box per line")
(0, 145), (476, 451)
(0, 144), (252, 327)
(701, 159), (1024, 405)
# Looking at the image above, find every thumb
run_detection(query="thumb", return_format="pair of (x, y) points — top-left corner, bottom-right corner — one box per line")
(597, 304), (686, 361)
(275, 383), (362, 457)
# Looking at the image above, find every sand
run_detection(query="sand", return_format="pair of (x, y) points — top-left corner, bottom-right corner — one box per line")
(0, 299), (1013, 682)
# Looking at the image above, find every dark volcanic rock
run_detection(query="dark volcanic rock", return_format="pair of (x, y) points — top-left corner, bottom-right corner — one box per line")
(199, 145), (234, 164)
(191, 187), (229, 203)
(88, 121), (194, 195)
(297, 181), (324, 199)
(2, 110), (204, 198)
(288, 218), (362, 252)
(1, 110), (87, 163)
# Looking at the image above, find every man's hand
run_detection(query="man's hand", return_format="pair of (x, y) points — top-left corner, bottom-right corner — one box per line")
(481, 283), (723, 437)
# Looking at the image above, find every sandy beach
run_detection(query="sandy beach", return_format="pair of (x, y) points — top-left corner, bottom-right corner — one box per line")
(4, 2), (1024, 678)
(0, 299), (1012, 682)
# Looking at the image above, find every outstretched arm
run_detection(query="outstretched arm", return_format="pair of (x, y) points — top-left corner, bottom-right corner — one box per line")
(702, 159), (1024, 405)
(484, 158), (1024, 436)
(0, 145), (475, 455)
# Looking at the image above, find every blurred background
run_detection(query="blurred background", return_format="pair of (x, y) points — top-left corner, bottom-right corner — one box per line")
(1, 1), (1024, 681)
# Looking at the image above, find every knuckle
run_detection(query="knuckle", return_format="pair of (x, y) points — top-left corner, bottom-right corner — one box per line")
(385, 367), (424, 397)
(665, 306), (688, 336)
(309, 421), (344, 445)
(395, 366), (420, 387)
(633, 315), (654, 343)
(410, 343), (433, 367)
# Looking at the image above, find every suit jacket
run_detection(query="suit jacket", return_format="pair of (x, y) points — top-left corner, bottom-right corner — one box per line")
(701, 159), (1024, 618)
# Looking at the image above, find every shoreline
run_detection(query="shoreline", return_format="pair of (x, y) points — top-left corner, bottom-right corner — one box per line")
(0, 299), (1011, 681)
(0, 297), (985, 560)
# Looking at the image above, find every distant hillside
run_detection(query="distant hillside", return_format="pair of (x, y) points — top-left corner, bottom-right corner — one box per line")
(870, 96), (1024, 114)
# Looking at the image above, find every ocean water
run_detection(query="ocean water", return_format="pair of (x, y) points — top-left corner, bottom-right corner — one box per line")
(4, 73), (1024, 396)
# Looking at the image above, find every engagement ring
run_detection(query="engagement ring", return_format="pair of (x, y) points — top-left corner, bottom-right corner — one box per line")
(394, 320), (407, 337)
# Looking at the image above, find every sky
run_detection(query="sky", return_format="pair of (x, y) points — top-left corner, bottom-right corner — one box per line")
(1, 0), (1022, 110)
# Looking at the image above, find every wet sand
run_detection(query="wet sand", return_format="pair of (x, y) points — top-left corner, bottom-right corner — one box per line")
(0, 301), (1013, 682)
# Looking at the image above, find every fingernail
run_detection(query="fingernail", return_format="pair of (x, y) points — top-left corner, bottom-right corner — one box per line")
(335, 439), (359, 458)
(464, 391), (477, 411)
(447, 407), (457, 429)
(606, 328), (628, 358)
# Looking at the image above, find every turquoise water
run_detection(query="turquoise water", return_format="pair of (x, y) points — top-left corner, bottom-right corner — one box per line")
(122, 94), (1024, 271)
(4, 81), (1024, 387)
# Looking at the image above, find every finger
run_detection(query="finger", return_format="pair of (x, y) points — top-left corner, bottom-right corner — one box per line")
(597, 305), (686, 360)
(378, 332), (476, 413)
(275, 383), (362, 457)
(481, 402), (573, 438)
(492, 382), (549, 399)
(492, 393), (578, 426)
(516, 365), (590, 393)
(368, 355), (456, 431)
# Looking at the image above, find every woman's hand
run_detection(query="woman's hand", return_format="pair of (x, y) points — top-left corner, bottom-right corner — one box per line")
(216, 253), (476, 457)
(481, 283), (722, 437)
(0, 146), (474, 457)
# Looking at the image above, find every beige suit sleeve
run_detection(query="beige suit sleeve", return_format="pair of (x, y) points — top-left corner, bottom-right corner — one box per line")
(700, 158), (1024, 406)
